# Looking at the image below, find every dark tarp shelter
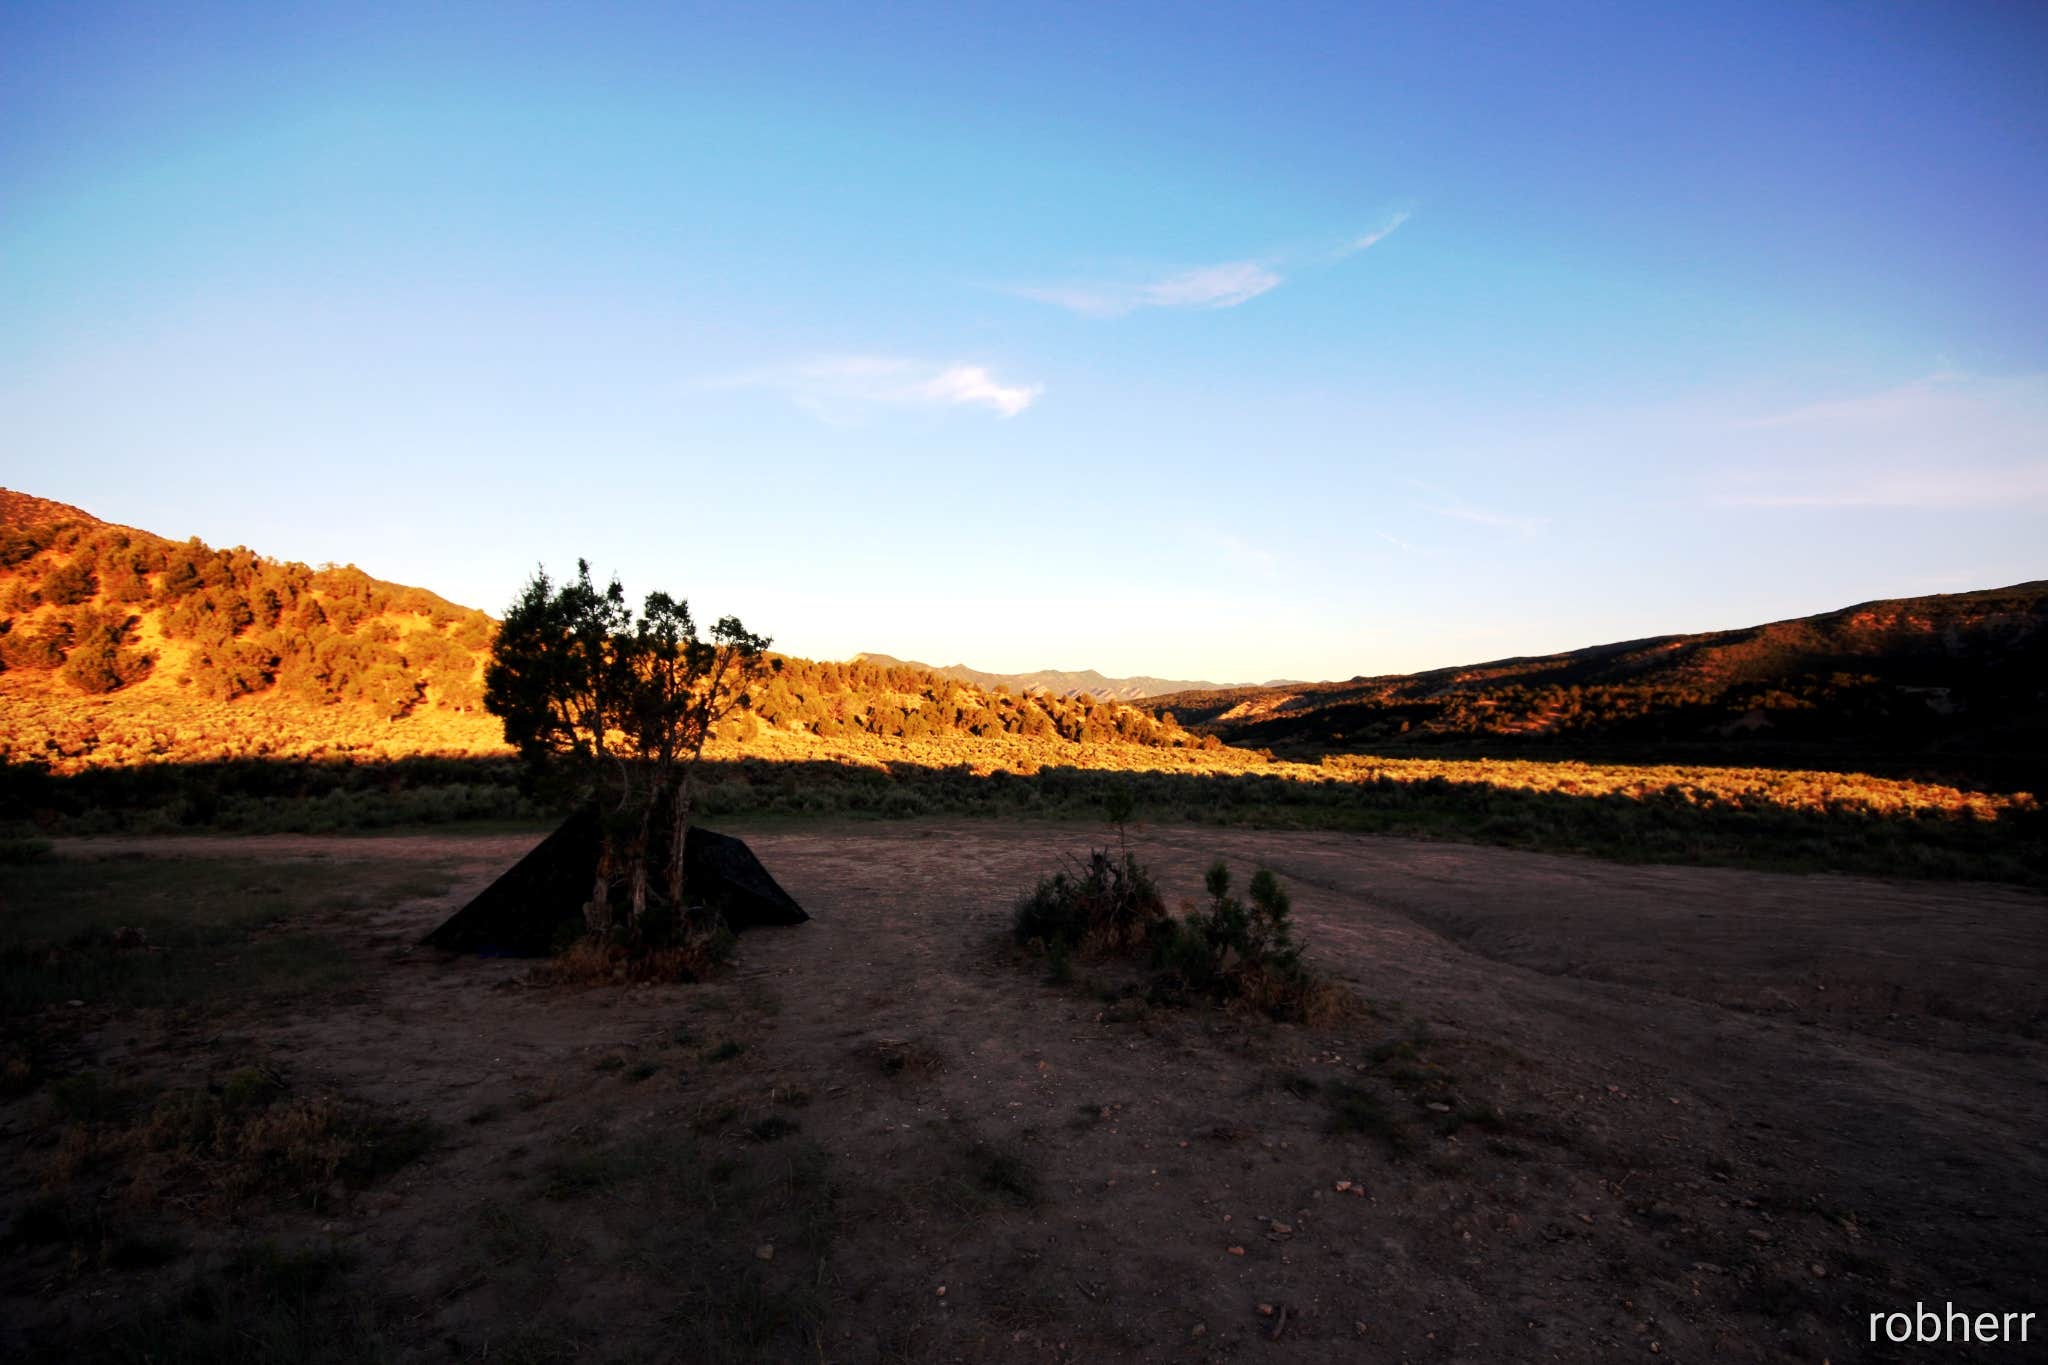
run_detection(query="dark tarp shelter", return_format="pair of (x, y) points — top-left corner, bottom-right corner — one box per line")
(421, 807), (807, 956)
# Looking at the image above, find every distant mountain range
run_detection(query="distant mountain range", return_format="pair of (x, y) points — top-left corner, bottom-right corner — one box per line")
(1154, 583), (2048, 789)
(849, 653), (1298, 702)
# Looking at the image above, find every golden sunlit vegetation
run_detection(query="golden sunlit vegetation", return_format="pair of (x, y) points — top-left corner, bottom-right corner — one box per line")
(2, 489), (2041, 885)
(0, 492), (1211, 774)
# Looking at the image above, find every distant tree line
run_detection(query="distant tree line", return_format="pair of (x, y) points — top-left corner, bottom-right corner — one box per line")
(747, 657), (1207, 749)
(0, 517), (1211, 754)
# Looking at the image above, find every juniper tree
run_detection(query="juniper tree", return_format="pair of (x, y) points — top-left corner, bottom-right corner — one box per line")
(483, 561), (773, 938)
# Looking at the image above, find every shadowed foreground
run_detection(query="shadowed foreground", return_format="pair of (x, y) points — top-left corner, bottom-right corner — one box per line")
(3, 821), (2043, 1361)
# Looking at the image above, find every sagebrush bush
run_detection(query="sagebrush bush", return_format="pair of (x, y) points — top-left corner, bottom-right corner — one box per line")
(1014, 846), (1354, 1024)
(1148, 860), (1350, 1023)
(1011, 847), (1166, 953)
(536, 932), (736, 987)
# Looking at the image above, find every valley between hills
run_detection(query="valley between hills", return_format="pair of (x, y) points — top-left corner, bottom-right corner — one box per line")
(3, 484), (2045, 1362)
(1, 484), (2040, 875)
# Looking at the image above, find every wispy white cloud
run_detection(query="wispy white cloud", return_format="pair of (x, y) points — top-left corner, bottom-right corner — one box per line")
(915, 364), (1041, 417)
(1015, 212), (1410, 318)
(1139, 262), (1284, 310)
(1019, 260), (1283, 319)
(1334, 211), (1411, 259)
(702, 355), (1042, 421)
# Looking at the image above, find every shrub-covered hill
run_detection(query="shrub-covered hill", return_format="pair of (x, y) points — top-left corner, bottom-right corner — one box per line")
(0, 489), (1213, 771)
(1156, 582), (2048, 788)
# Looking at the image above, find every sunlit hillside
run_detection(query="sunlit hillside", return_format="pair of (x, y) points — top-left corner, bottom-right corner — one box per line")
(1157, 583), (2048, 788)
(0, 489), (1218, 774)
(3, 488), (2038, 883)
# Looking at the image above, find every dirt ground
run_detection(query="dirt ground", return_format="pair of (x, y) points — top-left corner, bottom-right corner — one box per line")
(7, 820), (2046, 1362)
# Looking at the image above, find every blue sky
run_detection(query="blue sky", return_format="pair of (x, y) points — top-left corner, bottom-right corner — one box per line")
(5, 2), (2045, 681)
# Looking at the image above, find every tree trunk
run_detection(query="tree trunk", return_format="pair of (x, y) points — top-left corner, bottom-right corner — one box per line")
(665, 766), (696, 914)
(626, 800), (651, 930)
(586, 841), (613, 936)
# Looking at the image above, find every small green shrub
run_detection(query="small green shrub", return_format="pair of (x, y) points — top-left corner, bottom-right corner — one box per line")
(1011, 847), (1166, 953)
(1149, 861), (1348, 1022)
(1013, 849), (1355, 1024)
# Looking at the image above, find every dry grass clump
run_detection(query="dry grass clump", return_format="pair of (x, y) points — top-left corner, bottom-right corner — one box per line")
(530, 932), (735, 987)
(858, 1036), (946, 1078)
(39, 1067), (438, 1215)
(1318, 752), (2029, 822)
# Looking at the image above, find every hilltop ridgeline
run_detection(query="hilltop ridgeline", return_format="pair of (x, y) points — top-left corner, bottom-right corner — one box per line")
(849, 651), (1297, 701)
(8, 488), (2042, 789)
(1156, 584), (2048, 788)
(0, 488), (1213, 764)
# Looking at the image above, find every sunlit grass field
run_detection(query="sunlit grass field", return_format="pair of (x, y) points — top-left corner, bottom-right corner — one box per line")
(5, 701), (2039, 885)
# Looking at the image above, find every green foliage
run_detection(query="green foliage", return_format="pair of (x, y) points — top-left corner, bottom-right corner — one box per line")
(483, 560), (774, 942)
(41, 558), (97, 606)
(745, 654), (1200, 751)
(0, 615), (73, 671)
(1012, 831), (1347, 1022)
(1147, 864), (1349, 1023)
(1, 519), (1209, 759)
(0, 520), (491, 706)
(58, 608), (153, 694)
(1151, 861), (1304, 999)
(1012, 846), (1167, 953)
(483, 561), (627, 773)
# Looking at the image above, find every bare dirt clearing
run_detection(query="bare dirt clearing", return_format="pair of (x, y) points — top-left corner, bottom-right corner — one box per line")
(6, 821), (2045, 1362)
